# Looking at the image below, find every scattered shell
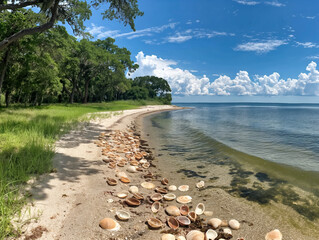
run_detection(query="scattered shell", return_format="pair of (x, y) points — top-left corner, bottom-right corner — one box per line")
(178, 185), (189, 192)
(132, 192), (144, 200)
(151, 202), (160, 213)
(147, 218), (162, 229)
(168, 185), (177, 191)
(141, 182), (155, 190)
(167, 216), (179, 230)
(165, 205), (181, 216)
(164, 193), (176, 201)
(196, 180), (205, 189)
(139, 159), (148, 164)
(142, 162), (150, 169)
(116, 210), (130, 221)
(117, 192), (127, 199)
(127, 166), (137, 173)
(180, 205), (189, 216)
(151, 193), (163, 201)
(206, 229), (218, 240)
(116, 171), (128, 178)
(223, 228), (232, 237)
(229, 219), (240, 230)
(203, 211), (213, 217)
(161, 178), (169, 185)
(208, 218), (222, 229)
(99, 218), (120, 231)
(162, 234), (175, 240)
(107, 178), (117, 186)
(124, 197), (141, 207)
(129, 186), (139, 193)
(119, 177), (130, 183)
(265, 229), (283, 240)
(177, 195), (192, 204)
(177, 237), (186, 240)
(176, 216), (191, 226)
(195, 203), (205, 215)
(186, 230), (205, 240)
(155, 187), (168, 194)
(188, 211), (197, 222)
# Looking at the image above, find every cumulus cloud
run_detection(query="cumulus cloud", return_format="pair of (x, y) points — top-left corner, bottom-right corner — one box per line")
(235, 40), (287, 53)
(129, 52), (319, 96)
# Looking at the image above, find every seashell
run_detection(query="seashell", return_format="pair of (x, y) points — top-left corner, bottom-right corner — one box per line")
(155, 187), (168, 194)
(117, 161), (125, 167)
(206, 229), (218, 240)
(161, 178), (169, 185)
(168, 185), (177, 191)
(107, 178), (117, 186)
(139, 159), (148, 164)
(186, 230), (205, 240)
(116, 171), (128, 178)
(178, 185), (189, 192)
(228, 219), (240, 230)
(119, 177), (130, 183)
(188, 211), (197, 222)
(127, 166), (137, 173)
(132, 192), (144, 200)
(129, 186), (139, 193)
(208, 218), (222, 229)
(176, 216), (191, 226)
(162, 234), (175, 240)
(99, 218), (120, 231)
(265, 229), (283, 240)
(167, 216), (179, 230)
(195, 203), (205, 215)
(116, 192), (128, 199)
(223, 228), (232, 237)
(135, 153), (143, 160)
(164, 193), (176, 201)
(144, 172), (153, 178)
(130, 160), (139, 166)
(151, 201), (160, 213)
(116, 210), (130, 221)
(142, 162), (150, 169)
(220, 220), (228, 227)
(141, 182), (155, 190)
(165, 205), (181, 216)
(204, 211), (213, 217)
(180, 205), (189, 216)
(177, 237), (186, 240)
(196, 180), (205, 189)
(136, 167), (143, 171)
(124, 197), (141, 207)
(147, 218), (162, 229)
(177, 195), (192, 204)
(151, 193), (163, 201)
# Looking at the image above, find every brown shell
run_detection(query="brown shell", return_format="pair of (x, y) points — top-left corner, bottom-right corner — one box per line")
(151, 202), (160, 213)
(155, 187), (168, 194)
(107, 178), (117, 186)
(117, 162), (125, 167)
(176, 216), (191, 226)
(132, 192), (144, 200)
(161, 178), (169, 185)
(150, 193), (163, 202)
(125, 197), (141, 207)
(135, 153), (143, 160)
(167, 217), (179, 230)
(180, 205), (189, 216)
(188, 211), (197, 222)
(120, 177), (130, 183)
(147, 218), (162, 229)
(99, 218), (117, 230)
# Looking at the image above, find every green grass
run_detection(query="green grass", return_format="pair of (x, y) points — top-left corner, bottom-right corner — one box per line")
(0, 100), (163, 238)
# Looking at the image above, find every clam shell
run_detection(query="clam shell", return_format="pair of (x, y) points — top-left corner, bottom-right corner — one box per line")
(116, 192), (128, 199)
(178, 185), (189, 192)
(195, 203), (205, 215)
(188, 211), (197, 222)
(265, 229), (283, 240)
(206, 229), (218, 240)
(132, 192), (144, 200)
(151, 193), (163, 201)
(228, 219), (240, 230)
(162, 234), (175, 240)
(120, 177), (130, 183)
(161, 178), (169, 185)
(116, 171), (128, 178)
(139, 159), (148, 164)
(124, 197), (141, 207)
(196, 180), (205, 189)
(129, 186), (139, 193)
(127, 166), (137, 173)
(155, 187), (168, 194)
(223, 228), (232, 237)
(208, 218), (222, 229)
(116, 210), (130, 221)
(186, 230), (205, 240)
(99, 218), (120, 231)
(107, 178), (117, 186)
(168, 185), (177, 191)
(177, 237), (186, 240)
(151, 201), (160, 213)
(180, 205), (189, 216)
(164, 193), (176, 201)
(142, 162), (150, 169)
(167, 216), (179, 230)
(147, 218), (162, 229)
(176, 216), (191, 226)
(141, 182), (155, 190)
(165, 205), (181, 216)
(177, 195), (192, 204)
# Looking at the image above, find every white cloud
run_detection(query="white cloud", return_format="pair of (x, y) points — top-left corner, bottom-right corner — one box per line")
(296, 42), (319, 48)
(235, 40), (287, 53)
(307, 55), (319, 60)
(233, 0), (260, 5)
(306, 16), (316, 20)
(265, 1), (286, 7)
(167, 34), (193, 43)
(190, 70), (198, 73)
(129, 52), (319, 96)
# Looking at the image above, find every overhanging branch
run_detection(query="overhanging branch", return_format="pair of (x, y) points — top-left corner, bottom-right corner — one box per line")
(0, 0), (43, 11)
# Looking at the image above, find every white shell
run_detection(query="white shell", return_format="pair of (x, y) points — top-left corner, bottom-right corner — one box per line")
(141, 181), (155, 189)
(208, 218), (222, 229)
(164, 193), (176, 201)
(206, 229), (218, 240)
(139, 159), (148, 164)
(186, 230), (205, 240)
(203, 211), (213, 217)
(178, 185), (189, 192)
(116, 192), (128, 199)
(176, 195), (192, 204)
(116, 210), (130, 220)
(116, 171), (128, 178)
(151, 202), (160, 213)
(223, 228), (232, 236)
(177, 237), (186, 240)
(265, 229), (283, 240)
(168, 185), (177, 191)
(127, 166), (137, 173)
(196, 180), (205, 189)
(195, 203), (205, 215)
(228, 219), (240, 230)
(162, 234), (175, 240)
(129, 186), (139, 193)
(165, 205), (181, 216)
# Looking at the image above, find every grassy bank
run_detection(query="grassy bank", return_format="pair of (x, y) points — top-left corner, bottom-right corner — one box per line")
(0, 100), (163, 238)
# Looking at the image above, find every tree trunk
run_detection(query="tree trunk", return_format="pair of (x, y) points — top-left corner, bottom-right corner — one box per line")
(0, 48), (10, 105)
(5, 89), (10, 107)
(83, 79), (89, 103)
(69, 79), (76, 104)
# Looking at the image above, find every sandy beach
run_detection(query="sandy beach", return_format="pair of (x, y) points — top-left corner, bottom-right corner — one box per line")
(17, 105), (318, 240)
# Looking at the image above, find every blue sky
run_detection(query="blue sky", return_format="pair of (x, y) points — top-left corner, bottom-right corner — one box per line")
(79, 0), (319, 102)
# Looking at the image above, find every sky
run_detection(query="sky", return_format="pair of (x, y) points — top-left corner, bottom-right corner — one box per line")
(78, 0), (319, 102)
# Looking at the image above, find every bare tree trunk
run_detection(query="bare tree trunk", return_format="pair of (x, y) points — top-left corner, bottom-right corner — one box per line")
(0, 48), (10, 105)
(5, 89), (10, 107)
(83, 79), (90, 103)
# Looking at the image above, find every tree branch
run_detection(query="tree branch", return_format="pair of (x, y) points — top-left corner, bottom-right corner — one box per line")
(0, 0), (43, 11)
(0, 0), (59, 52)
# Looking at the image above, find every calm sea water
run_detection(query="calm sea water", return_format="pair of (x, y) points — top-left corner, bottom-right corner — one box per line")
(150, 102), (319, 172)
